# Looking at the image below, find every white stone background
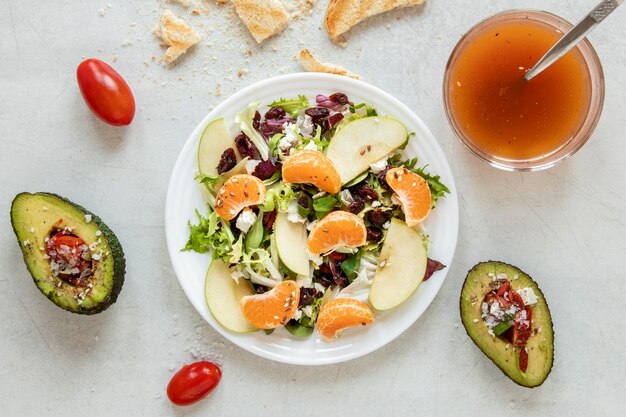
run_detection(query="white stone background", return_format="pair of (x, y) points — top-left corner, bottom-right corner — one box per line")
(1, 0), (625, 416)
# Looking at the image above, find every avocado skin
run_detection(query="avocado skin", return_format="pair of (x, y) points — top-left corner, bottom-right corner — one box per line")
(460, 261), (554, 388)
(10, 192), (125, 315)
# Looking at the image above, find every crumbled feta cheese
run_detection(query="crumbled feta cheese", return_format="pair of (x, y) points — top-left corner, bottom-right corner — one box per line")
(382, 221), (390, 229)
(235, 208), (257, 234)
(279, 123), (299, 152)
(516, 287), (538, 306)
(371, 200), (381, 208)
(369, 157), (388, 173)
(30, 227), (35, 233)
(298, 114), (315, 137)
(338, 189), (354, 205)
(303, 141), (317, 151)
(23, 240), (31, 246)
(302, 305), (313, 317)
(313, 283), (326, 293)
(84, 214), (92, 223)
(294, 309), (303, 321)
(473, 319), (479, 323)
(496, 273), (508, 280)
(286, 200), (306, 223)
(95, 230), (102, 236)
(42, 206), (49, 211)
(245, 159), (261, 175)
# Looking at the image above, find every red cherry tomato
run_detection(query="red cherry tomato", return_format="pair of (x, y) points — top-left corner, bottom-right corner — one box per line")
(167, 361), (222, 406)
(76, 58), (135, 126)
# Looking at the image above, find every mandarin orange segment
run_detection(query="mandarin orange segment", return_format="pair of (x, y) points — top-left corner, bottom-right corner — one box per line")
(239, 280), (300, 329)
(281, 150), (341, 194)
(316, 298), (375, 341)
(385, 167), (431, 227)
(214, 174), (266, 220)
(307, 211), (367, 256)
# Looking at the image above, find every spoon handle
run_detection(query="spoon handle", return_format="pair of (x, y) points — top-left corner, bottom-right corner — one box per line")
(524, 0), (623, 81)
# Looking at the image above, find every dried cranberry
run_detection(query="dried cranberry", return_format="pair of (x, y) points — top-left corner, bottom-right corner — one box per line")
(424, 258), (446, 281)
(263, 210), (276, 231)
(328, 112), (344, 128)
(252, 160), (280, 180)
(329, 258), (349, 288)
(234, 133), (259, 160)
(329, 92), (349, 105)
(258, 118), (290, 139)
(252, 111), (261, 130)
(255, 285), (268, 294)
(297, 195), (309, 208)
(350, 183), (378, 202)
(316, 273), (334, 288)
(347, 200), (364, 214)
(265, 106), (286, 120)
(217, 148), (237, 174)
(366, 227), (383, 242)
(377, 166), (393, 193)
(328, 252), (347, 261)
(305, 107), (330, 120)
(298, 287), (318, 307)
(367, 209), (392, 227)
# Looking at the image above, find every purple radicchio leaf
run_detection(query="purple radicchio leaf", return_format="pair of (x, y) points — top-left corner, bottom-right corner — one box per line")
(424, 258), (446, 281)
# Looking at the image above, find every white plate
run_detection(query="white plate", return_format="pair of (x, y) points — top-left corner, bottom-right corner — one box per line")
(165, 73), (459, 365)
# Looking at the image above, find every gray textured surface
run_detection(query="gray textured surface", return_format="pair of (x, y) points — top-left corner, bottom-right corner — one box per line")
(1, 0), (625, 416)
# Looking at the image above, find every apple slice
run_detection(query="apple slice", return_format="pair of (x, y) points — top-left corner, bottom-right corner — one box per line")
(198, 118), (235, 178)
(326, 117), (408, 184)
(274, 212), (309, 276)
(205, 259), (257, 332)
(368, 218), (427, 311)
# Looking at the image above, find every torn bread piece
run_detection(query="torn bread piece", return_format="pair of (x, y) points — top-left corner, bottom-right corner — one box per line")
(298, 49), (361, 79)
(325, 0), (425, 42)
(159, 10), (200, 64)
(232, 0), (289, 43)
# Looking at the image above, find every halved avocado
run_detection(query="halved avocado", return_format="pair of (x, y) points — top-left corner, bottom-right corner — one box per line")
(460, 261), (554, 387)
(10, 192), (125, 314)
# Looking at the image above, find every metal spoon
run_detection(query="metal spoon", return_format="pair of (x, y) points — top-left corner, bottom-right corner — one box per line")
(524, 0), (623, 81)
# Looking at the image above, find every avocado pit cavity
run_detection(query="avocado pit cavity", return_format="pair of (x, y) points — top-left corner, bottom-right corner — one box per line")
(46, 229), (93, 286)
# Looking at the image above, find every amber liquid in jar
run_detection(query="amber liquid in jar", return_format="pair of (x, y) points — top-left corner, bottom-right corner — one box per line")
(447, 18), (592, 161)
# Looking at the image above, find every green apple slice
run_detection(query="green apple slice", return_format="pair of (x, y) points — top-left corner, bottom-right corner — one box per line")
(326, 117), (408, 184)
(368, 218), (427, 311)
(205, 259), (257, 332)
(198, 118), (235, 178)
(274, 212), (309, 276)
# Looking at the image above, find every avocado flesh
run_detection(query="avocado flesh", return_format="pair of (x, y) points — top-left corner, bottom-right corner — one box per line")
(460, 261), (554, 388)
(11, 192), (125, 314)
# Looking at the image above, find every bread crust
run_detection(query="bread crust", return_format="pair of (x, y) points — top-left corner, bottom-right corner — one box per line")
(325, 0), (425, 41)
(297, 48), (361, 79)
(232, 0), (289, 43)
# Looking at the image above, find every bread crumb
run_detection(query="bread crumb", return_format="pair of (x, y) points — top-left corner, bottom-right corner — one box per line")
(237, 68), (249, 77)
(191, 9), (201, 15)
(215, 84), (222, 96)
(120, 39), (133, 47)
(158, 10), (201, 64)
(297, 48), (361, 79)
